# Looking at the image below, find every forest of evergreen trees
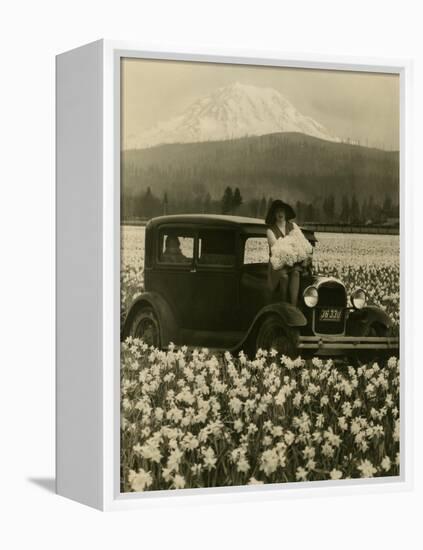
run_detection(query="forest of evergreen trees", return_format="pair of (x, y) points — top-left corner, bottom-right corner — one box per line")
(121, 132), (399, 225)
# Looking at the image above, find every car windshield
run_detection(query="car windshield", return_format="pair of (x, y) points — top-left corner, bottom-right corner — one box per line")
(244, 232), (316, 265)
(244, 236), (269, 264)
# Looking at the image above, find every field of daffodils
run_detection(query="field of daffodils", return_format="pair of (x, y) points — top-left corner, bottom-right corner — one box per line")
(121, 342), (399, 492)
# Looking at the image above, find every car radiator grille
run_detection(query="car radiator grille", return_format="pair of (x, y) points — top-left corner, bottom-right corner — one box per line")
(313, 282), (347, 335)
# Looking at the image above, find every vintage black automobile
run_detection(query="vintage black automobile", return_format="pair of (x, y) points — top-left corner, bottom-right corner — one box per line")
(122, 214), (399, 357)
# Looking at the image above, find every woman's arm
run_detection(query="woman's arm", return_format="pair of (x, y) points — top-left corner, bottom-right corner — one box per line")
(266, 228), (277, 248)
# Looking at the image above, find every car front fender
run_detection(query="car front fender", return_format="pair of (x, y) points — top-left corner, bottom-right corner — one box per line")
(121, 292), (178, 346)
(233, 302), (307, 353)
(258, 302), (308, 328)
(346, 305), (392, 336)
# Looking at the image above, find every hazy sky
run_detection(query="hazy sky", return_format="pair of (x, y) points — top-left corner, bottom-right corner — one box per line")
(121, 58), (400, 150)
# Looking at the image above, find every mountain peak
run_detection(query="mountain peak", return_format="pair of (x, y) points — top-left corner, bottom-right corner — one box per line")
(125, 83), (339, 150)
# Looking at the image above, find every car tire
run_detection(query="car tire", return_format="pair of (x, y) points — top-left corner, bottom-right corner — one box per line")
(363, 322), (387, 337)
(357, 322), (390, 364)
(255, 314), (299, 358)
(128, 306), (160, 348)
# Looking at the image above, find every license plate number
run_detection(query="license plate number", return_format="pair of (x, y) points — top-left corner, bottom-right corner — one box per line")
(319, 308), (342, 322)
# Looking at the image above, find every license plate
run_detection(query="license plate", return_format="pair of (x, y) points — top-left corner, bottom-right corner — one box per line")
(319, 308), (342, 322)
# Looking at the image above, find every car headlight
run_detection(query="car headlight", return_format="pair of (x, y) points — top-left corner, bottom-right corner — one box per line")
(351, 288), (366, 309)
(303, 286), (318, 308)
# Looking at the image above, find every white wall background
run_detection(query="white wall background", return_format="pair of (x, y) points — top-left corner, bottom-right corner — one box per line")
(0, 0), (421, 547)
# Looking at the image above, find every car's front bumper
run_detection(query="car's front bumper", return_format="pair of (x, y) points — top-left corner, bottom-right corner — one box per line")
(298, 335), (399, 351)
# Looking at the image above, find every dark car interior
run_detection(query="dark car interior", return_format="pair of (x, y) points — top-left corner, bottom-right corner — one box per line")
(198, 229), (236, 266)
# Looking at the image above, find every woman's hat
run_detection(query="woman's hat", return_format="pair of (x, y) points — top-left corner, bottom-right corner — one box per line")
(265, 199), (296, 225)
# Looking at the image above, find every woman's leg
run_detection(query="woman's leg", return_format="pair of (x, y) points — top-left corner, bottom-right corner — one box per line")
(278, 270), (289, 302)
(289, 269), (300, 306)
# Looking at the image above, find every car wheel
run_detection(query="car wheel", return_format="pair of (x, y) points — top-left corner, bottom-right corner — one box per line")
(255, 315), (299, 357)
(129, 307), (160, 348)
(363, 322), (387, 337)
(357, 322), (389, 364)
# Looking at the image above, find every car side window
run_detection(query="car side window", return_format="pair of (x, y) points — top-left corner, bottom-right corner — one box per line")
(198, 229), (236, 267)
(244, 237), (269, 264)
(158, 230), (194, 265)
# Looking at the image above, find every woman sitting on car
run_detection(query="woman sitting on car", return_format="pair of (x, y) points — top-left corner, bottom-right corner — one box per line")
(265, 199), (312, 306)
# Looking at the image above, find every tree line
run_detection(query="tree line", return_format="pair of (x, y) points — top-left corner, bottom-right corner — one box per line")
(121, 185), (399, 225)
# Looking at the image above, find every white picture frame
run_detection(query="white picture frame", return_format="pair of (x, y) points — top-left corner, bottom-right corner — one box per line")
(56, 39), (413, 511)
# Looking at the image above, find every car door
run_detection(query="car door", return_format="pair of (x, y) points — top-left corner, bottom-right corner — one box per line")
(149, 225), (196, 328)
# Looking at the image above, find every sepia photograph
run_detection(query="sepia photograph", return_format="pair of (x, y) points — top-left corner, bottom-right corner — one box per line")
(119, 58), (400, 493)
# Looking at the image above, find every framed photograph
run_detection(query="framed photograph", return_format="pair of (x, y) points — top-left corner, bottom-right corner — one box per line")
(56, 40), (412, 510)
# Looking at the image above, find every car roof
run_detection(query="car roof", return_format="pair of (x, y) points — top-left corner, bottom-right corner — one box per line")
(149, 213), (265, 226)
(147, 214), (317, 242)
(148, 214), (266, 233)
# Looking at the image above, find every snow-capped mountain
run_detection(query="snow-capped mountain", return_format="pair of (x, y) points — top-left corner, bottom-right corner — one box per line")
(124, 82), (339, 150)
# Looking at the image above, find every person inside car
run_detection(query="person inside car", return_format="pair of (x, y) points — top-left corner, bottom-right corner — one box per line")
(161, 235), (190, 263)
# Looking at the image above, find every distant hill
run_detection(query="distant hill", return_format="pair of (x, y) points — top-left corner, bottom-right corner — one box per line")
(121, 132), (399, 220)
